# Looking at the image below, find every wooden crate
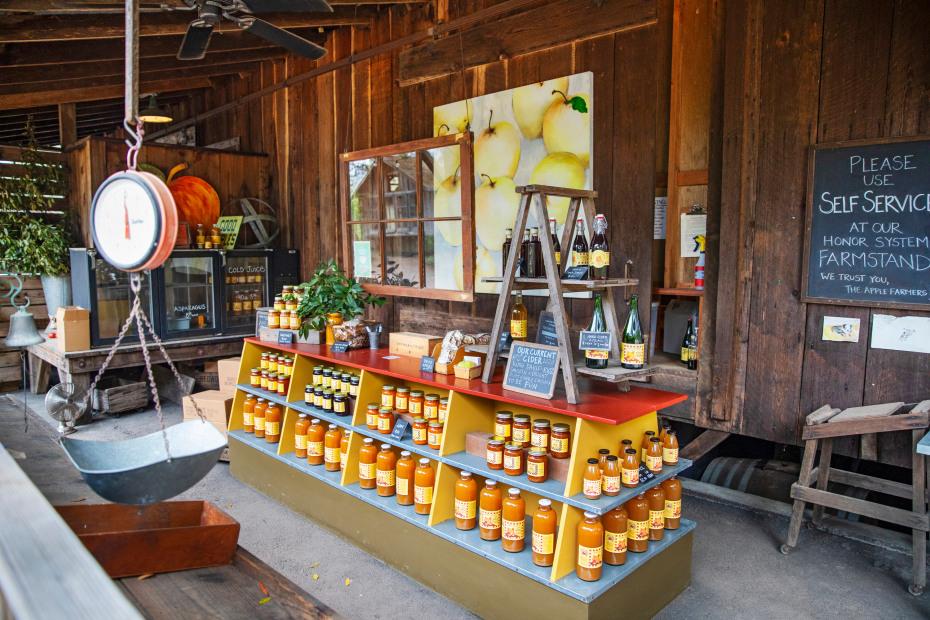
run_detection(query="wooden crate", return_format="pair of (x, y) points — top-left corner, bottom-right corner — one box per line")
(55, 501), (240, 578)
(91, 377), (148, 415)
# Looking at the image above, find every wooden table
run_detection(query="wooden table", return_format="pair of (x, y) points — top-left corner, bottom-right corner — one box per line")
(26, 335), (244, 424)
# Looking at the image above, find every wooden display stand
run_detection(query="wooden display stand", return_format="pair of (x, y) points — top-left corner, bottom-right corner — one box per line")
(481, 185), (656, 404)
(226, 338), (695, 619)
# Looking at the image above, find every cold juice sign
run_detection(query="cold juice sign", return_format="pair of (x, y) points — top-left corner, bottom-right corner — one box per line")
(803, 137), (930, 310)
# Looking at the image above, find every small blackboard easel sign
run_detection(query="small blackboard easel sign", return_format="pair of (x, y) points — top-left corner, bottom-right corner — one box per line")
(277, 331), (293, 345)
(535, 311), (559, 347)
(330, 341), (350, 352)
(502, 341), (560, 400)
(420, 356), (436, 373)
(563, 266), (588, 280)
(579, 330), (612, 351)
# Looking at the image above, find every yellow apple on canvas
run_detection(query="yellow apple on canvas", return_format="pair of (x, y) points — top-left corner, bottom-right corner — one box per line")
(432, 145), (460, 190)
(454, 246), (498, 293)
(475, 110), (521, 179)
(433, 101), (472, 137)
(543, 92), (591, 167)
(511, 77), (569, 140)
(435, 173), (463, 246)
(529, 152), (587, 223)
(475, 174), (520, 251)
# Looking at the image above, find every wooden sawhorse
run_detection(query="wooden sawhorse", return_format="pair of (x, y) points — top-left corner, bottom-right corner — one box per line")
(782, 401), (930, 595)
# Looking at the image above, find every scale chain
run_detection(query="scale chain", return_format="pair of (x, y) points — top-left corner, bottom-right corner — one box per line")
(133, 302), (171, 460)
(78, 294), (141, 413)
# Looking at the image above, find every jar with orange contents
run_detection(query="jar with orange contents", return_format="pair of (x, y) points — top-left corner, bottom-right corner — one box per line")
(427, 421), (443, 450)
(411, 417), (428, 445)
(527, 448), (548, 483)
(268, 309), (280, 329)
(424, 394), (440, 420)
(512, 414), (531, 448)
(486, 436), (505, 470)
(494, 411), (513, 441)
(576, 512), (604, 582)
(324, 424), (342, 472)
(381, 385), (396, 410)
(531, 419), (550, 450)
(264, 404), (281, 443)
(260, 352), (269, 370)
(277, 373), (289, 397)
(365, 403), (379, 430)
(254, 400), (266, 439)
(306, 419), (325, 466)
(242, 394), (256, 433)
(438, 397), (449, 423)
(266, 372), (277, 394)
(503, 441), (524, 476)
(376, 444), (396, 497)
(250, 368), (261, 388)
(358, 438), (378, 489)
(408, 390), (424, 416)
(378, 407), (394, 434)
(294, 413), (310, 458)
(394, 387), (409, 413)
(414, 458), (435, 515)
(260, 370), (269, 392)
(550, 423), (571, 458)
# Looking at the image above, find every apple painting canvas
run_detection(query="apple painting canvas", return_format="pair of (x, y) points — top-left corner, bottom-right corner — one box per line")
(432, 72), (594, 294)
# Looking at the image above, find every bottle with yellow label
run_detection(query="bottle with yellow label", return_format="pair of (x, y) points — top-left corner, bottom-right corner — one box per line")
(589, 213), (609, 279)
(572, 217), (588, 267)
(531, 499), (557, 567)
(661, 476), (683, 529)
(583, 458), (602, 499)
(663, 430), (680, 466)
(306, 419), (324, 466)
(645, 484), (666, 541)
(510, 292), (527, 341)
(454, 471), (477, 531)
(576, 511), (603, 582)
(645, 437), (664, 474)
(414, 458), (435, 515)
(501, 488), (526, 553)
(602, 455), (621, 495)
(621, 448), (640, 488)
(376, 444), (396, 497)
(324, 424), (342, 472)
(264, 404), (281, 443)
(294, 413), (310, 458)
(340, 429), (351, 470)
(358, 438), (378, 490)
(603, 505), (628, 566)
(620, 294), (645, 369)
(396, 451), (415, 506)
(625, 494), (650, 553)
(479, 480), (502, 541)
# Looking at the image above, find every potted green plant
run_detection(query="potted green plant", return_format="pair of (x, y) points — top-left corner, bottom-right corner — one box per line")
(294, 259), (386, 344)
(0, 122), (72, 333)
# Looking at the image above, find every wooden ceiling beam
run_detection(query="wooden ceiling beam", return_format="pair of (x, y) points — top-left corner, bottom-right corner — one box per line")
(0, 48), (286, 85)
(0, 76), (212, 110)
(0, 9), (372, 43)
(0, 0), (420, 12)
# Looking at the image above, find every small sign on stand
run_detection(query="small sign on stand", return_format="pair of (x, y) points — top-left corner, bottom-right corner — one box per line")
(330, 341), (350, 353)
(578, 331), (612, 351)
(277, 331), (293, 345)
(502, 341), (560, 399)
(420, 355), (436, 373)
(563, 266), (588, 280)
(390, 419), (409, 441)
(535, 311), (559, 347)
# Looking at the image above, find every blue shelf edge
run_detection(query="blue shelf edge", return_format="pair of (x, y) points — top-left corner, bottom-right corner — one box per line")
(229, 429), (696, 603)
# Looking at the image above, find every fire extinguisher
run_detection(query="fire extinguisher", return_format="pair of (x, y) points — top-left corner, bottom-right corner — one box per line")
(694, 235), (706, 290)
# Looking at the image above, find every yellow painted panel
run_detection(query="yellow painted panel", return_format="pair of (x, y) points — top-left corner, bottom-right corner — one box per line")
(277, 407), (299, 456)
(288, 354), (315, 402)
(237, 341), (259, 384)
(431, 462), (458, 526)
(341, 428), (364, 486)
(353, 369), (385, 426)
(552, 504), (585, 581)
(228, 389), (246, 431)
(440, 390), (493, 456)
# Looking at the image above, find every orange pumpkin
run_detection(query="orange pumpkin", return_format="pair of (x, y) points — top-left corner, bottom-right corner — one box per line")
(166, 163), (220, 229)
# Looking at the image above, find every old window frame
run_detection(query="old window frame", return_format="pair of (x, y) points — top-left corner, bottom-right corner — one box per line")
(339, 132), (475, 302)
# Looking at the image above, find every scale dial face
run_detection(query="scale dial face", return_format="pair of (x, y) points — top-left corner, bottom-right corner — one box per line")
(91, 171), (170, 271)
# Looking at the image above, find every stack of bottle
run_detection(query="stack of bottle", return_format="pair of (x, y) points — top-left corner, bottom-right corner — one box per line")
(486, 411), (571, 483)
(354, 442), (436, 515)
(501, 215), (610, 281)
(365, 385), (448, 447)
(302, 365), (360, 417)
(581, 426), (679, 499)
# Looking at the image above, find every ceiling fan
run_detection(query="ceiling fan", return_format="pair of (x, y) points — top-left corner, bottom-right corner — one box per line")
(176, 0), (332, 61)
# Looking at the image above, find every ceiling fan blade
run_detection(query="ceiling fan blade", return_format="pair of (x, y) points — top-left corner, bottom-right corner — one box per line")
(177, 21), (214, 60)
(238, 18), (328, 60)
(239, 0), (333, 12)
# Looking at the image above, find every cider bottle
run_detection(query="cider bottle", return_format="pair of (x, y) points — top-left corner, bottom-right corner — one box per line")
(242, 394), (256, 433)
(572, 218), (589, 268)
(645, 484), (666, 541)
(589, 214), (609, 280)
(680, 318), (695, 365)
(663, 430), (680, 466)
(414, 458), (435, 515)
(519, 229), (530, 277)
(583, 458), (602, 499)
(531, 498), (557, 567)
(602, 455), (621, 496)
(646, 437), (664, 474)
(621, 448), (640, 488)
(576, 512), (603, 582)
(501, 488), (526, 553)
(625, 494), (650, 553)
(396, 451), (415, 506)
(358, 438), (378, 489)
(602, 505), (628, 566)
(510, 292), (528, 341)
(454, 471), (477, 530)
(549, 217), (561, 272)
(293, 413), (310, 458)
(640, 430), (655, 463)
(584, 293), (609, 369)
(253, 399), (266, 439)
(620, 294), (645, 369)
(264, 404), (281, 443)
(527, 226), (542, 278)
(376, 444), (396, 497)
(324, 424), (341, 472)
(306, 419), (325, 466)
(340, 429), (351, 470)
(661, 476), (682, 529)
(479, 480), (502, 541)
(502, 228), (513, 273)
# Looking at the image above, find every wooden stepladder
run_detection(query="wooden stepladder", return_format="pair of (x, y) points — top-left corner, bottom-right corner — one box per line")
(481, 185), (649, 405)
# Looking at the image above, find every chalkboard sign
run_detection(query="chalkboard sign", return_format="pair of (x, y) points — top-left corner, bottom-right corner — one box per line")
(579, 330), (612, 351)
(535, 311), (559, 346)
(498, 330), (512, 353)
(390, 419), (409, 441)
(420, 355), (436, 373)
(278, 330), (293, 345)
(803, 136), (930, 310)
(330, 341), (350, 352)
(563, 266), (588, 280)
(502, 342), (560, 399)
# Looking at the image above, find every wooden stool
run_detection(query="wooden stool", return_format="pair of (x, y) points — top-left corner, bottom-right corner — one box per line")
(781, 400), (930, 595)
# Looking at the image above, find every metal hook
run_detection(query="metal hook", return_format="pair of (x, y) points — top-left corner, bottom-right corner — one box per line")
(0, 274), (29, 310)
(123, 117), (145, 171)
(130, 272), (143, 294)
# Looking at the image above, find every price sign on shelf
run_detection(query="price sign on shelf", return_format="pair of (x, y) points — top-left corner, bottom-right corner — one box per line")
(535, 311), (559, 347)
(502, 341), (560, 400)
(579, 330), (612, 351)
(277, 330), (293, 345)
(390, 419), (409, 441)
(330, 341), (350, 353)
(420, 355), (436, 373)
(563, 266), (588, 280)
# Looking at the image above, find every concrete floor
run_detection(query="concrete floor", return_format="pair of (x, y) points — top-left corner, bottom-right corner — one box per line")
(3, 391), (929, 619)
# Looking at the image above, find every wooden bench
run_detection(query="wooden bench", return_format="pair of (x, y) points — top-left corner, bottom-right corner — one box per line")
(781, 400), (930, 595)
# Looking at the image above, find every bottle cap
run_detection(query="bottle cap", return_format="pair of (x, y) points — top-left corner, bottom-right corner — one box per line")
(298, 413), (308, 419)
(381, 444), (391, 450)
(363, 438), (374, 444)
(419, 458), (430, 466)
(329, 424), (337, 430)
(645, 430), (655, 436)
(668, 430), (677, 436)
(311, 419), (321, 425)
(549, 217), (556, 223)
(486, 479), (497, 486)
(400, 450), (411, 457)
(461, 471), (472, 478)
(621, 439), (632, 445)
(626, 448), (638, 455)
(650, 437), (662, 443)
(606, 455), (618, 461)
(539, 498), (551, 507)
(584, 511), (598, 519)
(598, 449), (610, 455)
(587, 458), (599, 464)
(508, 488), (521, 497)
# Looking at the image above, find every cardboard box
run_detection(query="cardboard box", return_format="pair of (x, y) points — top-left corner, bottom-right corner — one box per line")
(182, 390), (232, 434)
(182, 361), (219, 391)
(56, 306), (90, 352)
(389, 332), (443, 358)
(217, 357), (242, 394)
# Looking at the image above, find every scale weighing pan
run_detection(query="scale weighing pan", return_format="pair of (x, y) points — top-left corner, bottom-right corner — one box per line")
(60, 420), (227, 506)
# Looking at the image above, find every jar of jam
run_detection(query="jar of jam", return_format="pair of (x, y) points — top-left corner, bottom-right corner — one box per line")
(438, 397), (449, 423)
(366, 403), (379, 430)
(322, 389), (333, 412)
(283, 358), (293, 377)
(242, 394), (256, 433)
(313, 387), (323, 409)
(378, 407), (394, 434)
(550, 423), (571, 458)
(260, 352), (269, 370)
(312, 366), (323, 385)
(376, 444), (396, 497)
(358, 438), (378, 489)
(602, 455), (621, 496)
(260, 370), (269, 391)
(340, 430), (351, 470)
(285, 297), (297, 312)
(427, 421), (443, 450)
(277, 373), (289, 397)
(267, 373), (277, 394)
(394, 387), (410, 413)
(408, 390), (424, 415)
(486, 436), (505, 470)
(304, 385), (314, 405)
(531, 419), (550, 450)
(527, 448), (548, 483)
(288, 311), (300, 330)
(411, 417), (428, 445)
(424, 394), (440, 420)
(252, 398), (266, 437)
(512, 414), (531, 448)
(268, 309), (280, 329)
(504, 441), (524, 476)
(324, 424), (342, 472)
(250, 367), (261, 388)
(333, 392), (348, 416)
(349, 375), (360, 397)
(265, 404), (281, 443)
(495, 411), (514, 440)
(269, 356), (279, 373)
(583, 458), (602, 499)
(294, 413), (310, 458)
(341, 373), (351, 393)
(273, 295), (285, 310)
(382, 385), (396, 409)
(645, 437), (664, 474)
(323, 369), (333, 388)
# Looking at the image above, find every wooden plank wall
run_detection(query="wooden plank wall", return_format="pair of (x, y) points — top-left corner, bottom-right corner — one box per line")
(699, 0), (930, 465)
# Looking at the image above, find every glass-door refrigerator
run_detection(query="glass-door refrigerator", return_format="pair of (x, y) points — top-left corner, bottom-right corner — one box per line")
(221, 250), (273, 335)
(155, 251), (223, 340)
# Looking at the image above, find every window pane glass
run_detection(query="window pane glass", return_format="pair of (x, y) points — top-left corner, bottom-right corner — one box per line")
(164, 256), (215, 332)
(94, 259), (151, 338)
(385, 222), (419, 288)
(424, 220), (463, 291)
(348, 158), (379, 221)
(381, 152), (418, 238)
(350, 224), (382, 284)
(421, 145), (461, 219)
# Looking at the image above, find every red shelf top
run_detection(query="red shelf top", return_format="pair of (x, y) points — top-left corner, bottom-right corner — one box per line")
(246, 338), (687, 426)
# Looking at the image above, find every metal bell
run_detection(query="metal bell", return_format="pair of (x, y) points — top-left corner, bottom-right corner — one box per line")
(4, 307), (44, 348)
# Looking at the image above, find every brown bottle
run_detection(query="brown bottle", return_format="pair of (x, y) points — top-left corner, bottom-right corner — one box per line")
(624, 493), (650, 553)
(602, 505), (628, 566)
(529, 226), (542, 278)
(663, 430), (680, 466)
(519, 229), (531, 276)
(502, 227), (514, 273)
(571, 218), (588, 268)
(646, 437), (664, 474)
(645, 484), (666, 541)
(589, 214), (609, 280)
(621, 448), (640, 488)
(549, 217), (561, 273)
(661, 476), (682, 529)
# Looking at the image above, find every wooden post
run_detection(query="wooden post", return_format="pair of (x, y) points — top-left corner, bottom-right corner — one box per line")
(58, 102), (77, 147)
